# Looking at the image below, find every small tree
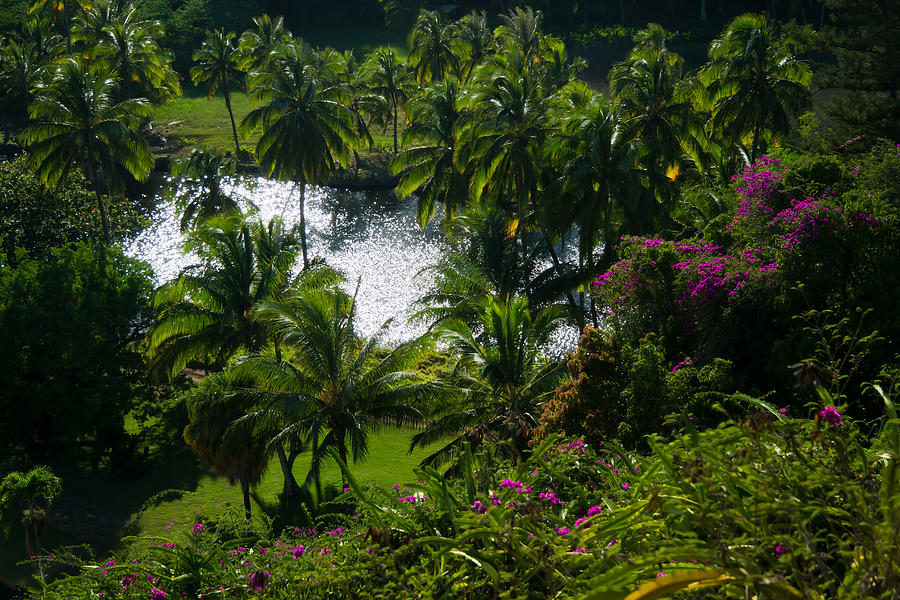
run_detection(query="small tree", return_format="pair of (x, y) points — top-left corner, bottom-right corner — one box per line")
(0, 466), (62, 584)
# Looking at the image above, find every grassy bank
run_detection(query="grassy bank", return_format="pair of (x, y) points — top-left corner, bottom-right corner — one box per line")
(0, 427), (429, 587)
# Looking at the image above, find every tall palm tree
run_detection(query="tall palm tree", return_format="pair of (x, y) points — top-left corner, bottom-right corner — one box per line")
(413, 205), (540, 330)
(700, 13), (811, 162)
(494, 6), (544, 60)
(548, 85), (644, 292)
(609, 24), (701, 201)
(89, 5), (181, 102)
(362, 46), (411, 155)
(18, 16), (64, 63)
(21, 57), (153, 243)
(458, 49), (548, 251)
(392, 80), (469, 227)
(171, 146), (240, 232)
(238, 14), (291, 72)
(69, 0), (124, 45)
(28, 0), (92, 55)
(230, 287), (440, 490)
(191, 29), (245, 159)
(147, 213), (301, 379)
(184, 373), (268, 519)
(0, 35), (49, 140)
(407, 9), (458, 84)
(241, 39), (357, 270)
(453, 11), (495, 83)
(410, 296), (566, 467)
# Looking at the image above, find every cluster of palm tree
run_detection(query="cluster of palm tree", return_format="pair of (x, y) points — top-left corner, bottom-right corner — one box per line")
(148, 7), (811, 513)
(1, 3), (813, 512)
(1, 0), (181, 242)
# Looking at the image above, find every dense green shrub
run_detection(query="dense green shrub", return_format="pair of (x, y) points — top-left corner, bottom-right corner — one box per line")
(41, 392), (900, 598)
(0, 243), (154, 467)
(536, 329), (736, 448)
(0, 155), (148, 266)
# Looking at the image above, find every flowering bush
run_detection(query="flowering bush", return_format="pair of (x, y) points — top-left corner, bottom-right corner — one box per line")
(42, 395), (900, 599)
(592, 146), (900, 413)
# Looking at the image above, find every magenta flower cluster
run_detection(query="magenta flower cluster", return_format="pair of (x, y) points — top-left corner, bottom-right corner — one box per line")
(728, 155), (783, 229)
(818, 406), (842, 427)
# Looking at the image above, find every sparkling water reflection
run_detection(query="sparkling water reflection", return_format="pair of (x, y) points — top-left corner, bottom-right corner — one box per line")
(127, 177), (447, 345)
(126, 176), (579, 352)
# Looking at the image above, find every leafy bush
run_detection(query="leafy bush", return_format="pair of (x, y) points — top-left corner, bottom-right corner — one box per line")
(42, 390), (900, 598)
(0, 155), (148, 265)
(536, 329), (736, 448)
(0, 243), (154, 467)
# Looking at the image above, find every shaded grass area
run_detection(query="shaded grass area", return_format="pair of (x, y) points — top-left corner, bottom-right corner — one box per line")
(0, 427), (429, 586)
(297, 25), (408, 60)
(136, 427), (428, 536)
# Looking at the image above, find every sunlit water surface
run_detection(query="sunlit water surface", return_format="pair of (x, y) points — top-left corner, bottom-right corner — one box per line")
(126, 177), (579, 352)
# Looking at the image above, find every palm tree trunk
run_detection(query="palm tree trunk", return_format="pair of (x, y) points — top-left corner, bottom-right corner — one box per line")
(587, 249), (599, 328)
(619, 0), (626, 22)
(223, 85), (241, 160)
(298, 181), (309, 269)
(392, 98), (398, 155)
(275, 441), (302, 497)
(700, 0), (707, 20)
(751, 117), (762, 163)
(240, 477), (252, 519)
(88, 156), (112, 244)
(32, 519), (44, 584)
(338, 441), (349, 488)
(63, 2), (72, 55)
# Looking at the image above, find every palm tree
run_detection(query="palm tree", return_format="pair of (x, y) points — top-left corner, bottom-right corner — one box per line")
(362, 46), (411, 155)
(392, 80), (469, 227)
(407, 9), (458, 84)
(453, 11), (495, 83)
(609, 24), (701, 202)
(171, 146), (240, 232)
(458, 49), (548, 251)
(184, 373), (268, 519)
(700, 13), (811, 162)
(21, 57), (153, 243)
(413, 205), (539, 330)
(89, 5), (181, 102)
(343, 50), (383, 169)
(0, 466), (62, 583)
(69, 0), (124, 45)
(147, 213), (301, 379)
(238, 14), (291, 72)
(547, 85), (644, 314)
(28, 0), (92, 55)
(410, 296), (566, 467)
(241, 39), (357, 270)
(191, 29), (245, 159)
(495, 6), (544, 60)
(0, 35), (49, 140)
(230, 287), (440, 490)
(18, 16), (64, 63)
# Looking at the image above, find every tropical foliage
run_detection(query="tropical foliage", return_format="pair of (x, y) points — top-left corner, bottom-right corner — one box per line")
(2, 4), (900, 599)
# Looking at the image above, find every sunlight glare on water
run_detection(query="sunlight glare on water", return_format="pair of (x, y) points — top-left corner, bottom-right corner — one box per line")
(127, 177), (447, 345)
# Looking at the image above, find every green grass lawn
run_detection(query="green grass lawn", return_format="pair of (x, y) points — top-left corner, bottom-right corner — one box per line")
(151, 88), (400, 159)
(137, 426), (429, 537)
(152, 91), (259, 155)
(0, 427), (431, 586)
